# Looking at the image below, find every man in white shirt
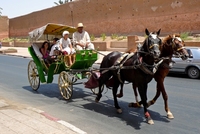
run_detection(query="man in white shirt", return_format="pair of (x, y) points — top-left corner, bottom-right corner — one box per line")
(49, 38), (60, 56)
(73, 23), (94, 50)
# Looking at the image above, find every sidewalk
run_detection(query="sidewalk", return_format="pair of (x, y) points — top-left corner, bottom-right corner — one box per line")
(0, 99), (85, 134)
(0, 46), (111, 64)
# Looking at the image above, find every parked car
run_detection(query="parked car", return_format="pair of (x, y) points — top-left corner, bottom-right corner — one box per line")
(169, 47), (200, 79)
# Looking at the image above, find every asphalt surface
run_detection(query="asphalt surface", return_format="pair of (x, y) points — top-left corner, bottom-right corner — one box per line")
(0, 55), (200, 134)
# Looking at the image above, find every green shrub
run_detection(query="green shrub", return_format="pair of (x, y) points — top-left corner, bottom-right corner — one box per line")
(180, 32), (189, 40)
(111, 34), (118, 40)
(117, 36), (127, 41)
(90, 34), (95, 41)
(101, 33), (106, 41)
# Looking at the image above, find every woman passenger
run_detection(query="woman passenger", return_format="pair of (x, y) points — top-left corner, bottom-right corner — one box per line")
(40, 41), (53, 65)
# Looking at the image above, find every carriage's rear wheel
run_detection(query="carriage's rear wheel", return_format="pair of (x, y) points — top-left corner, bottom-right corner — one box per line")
(28, 60), (40, 91)
(85, 72), (104, 95)
(58, 71), (73, 100)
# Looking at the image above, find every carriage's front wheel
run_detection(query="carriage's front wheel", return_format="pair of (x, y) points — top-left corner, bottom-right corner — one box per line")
(27, 60), (40, 91)
(58, 71), (73, 100)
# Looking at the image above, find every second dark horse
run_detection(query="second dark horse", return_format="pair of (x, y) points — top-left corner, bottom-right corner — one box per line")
(96, 29), (162, 124)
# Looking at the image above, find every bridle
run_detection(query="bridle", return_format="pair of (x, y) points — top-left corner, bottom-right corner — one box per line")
(172, 36), (185, 50)
(138, 33), (161, 57)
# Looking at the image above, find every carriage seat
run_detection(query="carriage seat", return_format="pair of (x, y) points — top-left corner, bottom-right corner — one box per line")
(32, 43), (43, 59)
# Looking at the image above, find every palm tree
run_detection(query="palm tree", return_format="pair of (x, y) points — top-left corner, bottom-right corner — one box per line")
(54, 0), (72, 5)
(0, 7), (2, 16)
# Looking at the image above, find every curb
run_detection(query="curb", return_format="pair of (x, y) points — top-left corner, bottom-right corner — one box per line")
(0, 53), (30, 58)
(27, 107), (87, 134)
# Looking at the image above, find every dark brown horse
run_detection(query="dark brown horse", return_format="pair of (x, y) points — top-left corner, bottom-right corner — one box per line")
(119, 34), (189, 119)
(96, 29), (162, 124)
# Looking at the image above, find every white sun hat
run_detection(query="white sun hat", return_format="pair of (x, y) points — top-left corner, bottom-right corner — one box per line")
(62, 31), (69, 36)
(77, 23), (84, 28)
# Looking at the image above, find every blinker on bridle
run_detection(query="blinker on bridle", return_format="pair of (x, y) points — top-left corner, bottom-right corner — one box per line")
(172, 35), (185, 51)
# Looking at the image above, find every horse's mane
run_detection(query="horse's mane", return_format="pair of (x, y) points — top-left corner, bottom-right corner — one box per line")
(162, 34), (180, 44)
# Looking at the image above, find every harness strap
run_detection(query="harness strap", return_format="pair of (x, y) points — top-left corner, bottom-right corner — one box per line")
(116, 52), (135, 83)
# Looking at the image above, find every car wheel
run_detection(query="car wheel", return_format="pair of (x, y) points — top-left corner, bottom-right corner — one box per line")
(187, 67), (200, 79)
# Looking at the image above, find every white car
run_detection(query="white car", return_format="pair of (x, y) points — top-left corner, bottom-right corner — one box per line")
(169, 47), (200, 79)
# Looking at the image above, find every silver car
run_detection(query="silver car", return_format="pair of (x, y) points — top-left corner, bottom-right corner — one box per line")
(169, 47), (200, 79)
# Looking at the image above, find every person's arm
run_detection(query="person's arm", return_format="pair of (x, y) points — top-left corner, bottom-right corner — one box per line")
(59, 38), (63, 51)
(85, 32), (91, 47)
(68, 38), (73, 53)
(49, 45), (54, 56)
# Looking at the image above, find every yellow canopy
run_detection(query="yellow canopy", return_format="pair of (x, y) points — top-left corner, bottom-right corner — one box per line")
(29, 23), (77, 41)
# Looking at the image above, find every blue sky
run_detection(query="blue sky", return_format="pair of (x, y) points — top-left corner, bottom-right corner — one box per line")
(0, 0), (63, 18)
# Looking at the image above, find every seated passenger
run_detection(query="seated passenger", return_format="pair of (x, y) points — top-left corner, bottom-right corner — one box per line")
(49, 38), (61, 56)
(72, 23), (94, 50)
(60, 31), (76, 66)
(40, 41), (54, 65)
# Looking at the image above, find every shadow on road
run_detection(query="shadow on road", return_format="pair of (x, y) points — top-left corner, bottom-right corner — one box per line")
(22, 83), (93, 101)
(22, 84), (171, 129)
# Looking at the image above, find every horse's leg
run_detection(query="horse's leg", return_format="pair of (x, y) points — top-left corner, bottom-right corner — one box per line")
(160, 82), (174, 119)
(95, 78), (103, 102)
(146, 76), (162, 107)
(138, 84), (154, 124)
(128, 84), (142, 108)
(95, 73), (110, 102)
(116, 83), (123, 98)
(149, 77), (174, 119)
(112, 79), (122, 113)
(133, 84), (142, 105)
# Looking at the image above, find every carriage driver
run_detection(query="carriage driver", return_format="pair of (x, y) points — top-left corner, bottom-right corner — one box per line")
(73, 23), (94, 50)
(60, 31), (76, 66)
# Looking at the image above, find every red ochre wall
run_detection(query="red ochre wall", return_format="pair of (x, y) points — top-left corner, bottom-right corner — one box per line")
(0, 16), (9, 39)
(8, 0), (200, 38)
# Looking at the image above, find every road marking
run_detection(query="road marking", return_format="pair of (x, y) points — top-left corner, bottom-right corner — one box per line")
(26, 107), (44, 113)
(57, 120), (87, 134)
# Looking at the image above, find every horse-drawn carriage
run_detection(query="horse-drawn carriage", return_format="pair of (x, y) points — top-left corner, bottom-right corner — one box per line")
(27, 23), (98, 100)
(28, 24), (189, 124)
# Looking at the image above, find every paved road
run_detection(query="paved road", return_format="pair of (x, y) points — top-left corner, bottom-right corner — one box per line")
(0, 55), (200, 134)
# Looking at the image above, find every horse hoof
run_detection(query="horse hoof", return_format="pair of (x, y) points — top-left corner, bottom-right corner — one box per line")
(167, 111), (174, 119)
(117, 109), (122, 114)
(95, 95), (102, 103)
(95, 97), (100, 103)
(95, 99), (99, 103)
(147, 118), (154, 125)
(147, 101), (151, 108)
(116, 94), (123, 98)
(128, 102), (141, 108)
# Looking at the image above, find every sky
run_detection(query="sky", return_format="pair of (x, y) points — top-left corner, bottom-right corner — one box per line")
(0, 0), (64, 18)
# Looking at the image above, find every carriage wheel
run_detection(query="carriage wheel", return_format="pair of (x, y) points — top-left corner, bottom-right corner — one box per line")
(85, 72), (104, 95)
(27, 60), (40, 91)
(58, 71), (73, 100)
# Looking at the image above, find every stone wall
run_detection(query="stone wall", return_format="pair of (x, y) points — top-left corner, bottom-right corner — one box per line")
(7, 0), (200, 38)
(0, 16), (9, 39)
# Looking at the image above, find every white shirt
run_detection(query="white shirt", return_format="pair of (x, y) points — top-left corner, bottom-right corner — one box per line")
(60, 38), (71, 48)
(73, 31), (91, 46)
(49, 41), (60, 56)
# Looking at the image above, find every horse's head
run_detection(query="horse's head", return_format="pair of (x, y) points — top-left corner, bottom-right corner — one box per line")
(169, 34), (189, 60)
(142, 28), (162, 59)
